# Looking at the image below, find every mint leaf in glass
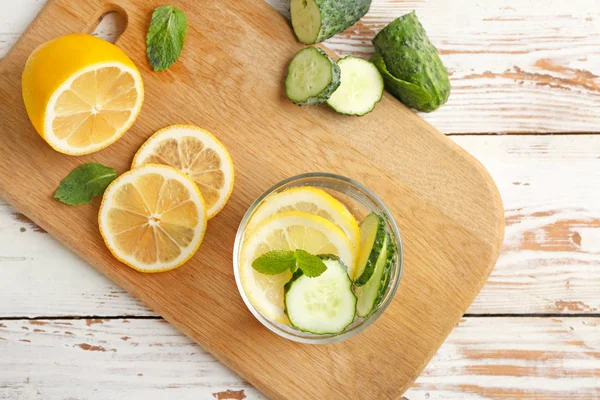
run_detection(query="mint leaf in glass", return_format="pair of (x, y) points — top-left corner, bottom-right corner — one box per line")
(294, 249), (327, 277)
(252, 250), (296, 275)
(251, 249), (329, 277)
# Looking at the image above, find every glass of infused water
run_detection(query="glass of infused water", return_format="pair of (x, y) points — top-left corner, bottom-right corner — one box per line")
(233, 172), (403, 344)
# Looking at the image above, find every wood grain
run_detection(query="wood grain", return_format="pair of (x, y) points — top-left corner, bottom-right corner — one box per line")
(0, 0), (503, 399)
(1, 0), (599, 134)
(0, 318), (265, 400)
(457, 135), (600, 314)
(406, 317), (600, 399)
(0, 318), (597, 399)
(1, 1), (597, 399)
(2, 135), (597, 317)
(325, 0), (600, 134)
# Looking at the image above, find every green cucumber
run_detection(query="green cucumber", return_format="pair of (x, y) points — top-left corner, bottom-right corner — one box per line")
(356, 233), (395, 318)
(353, 213), (386, 286)
(372, 11), (450, 112)
(326, 56), (384, 116)
(285, 47), (341, 105)
(374, 237), (396, 310)
(290, 0), (372, 45)
(284, 255), (357, 334)
(371, 53), (438, 113)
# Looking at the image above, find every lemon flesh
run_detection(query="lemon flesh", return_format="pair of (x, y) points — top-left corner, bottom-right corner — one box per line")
(133, 125), (235, 219)
(99, 164), (207, 273)
(247, 186), (360, 261)
(22, 34), (144, 155)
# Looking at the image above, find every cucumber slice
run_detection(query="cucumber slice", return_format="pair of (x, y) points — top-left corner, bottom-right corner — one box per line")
(284, 256), (357, 334)
(356, 233), (395, 318)
(285, 47), (341, 105)
(326, 56), (384, 116)
(353, 213), (386, 286)
(290, 0), (372, 45)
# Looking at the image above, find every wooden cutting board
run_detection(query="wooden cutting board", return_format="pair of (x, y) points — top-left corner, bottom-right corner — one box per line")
(0, 0), (504, 398)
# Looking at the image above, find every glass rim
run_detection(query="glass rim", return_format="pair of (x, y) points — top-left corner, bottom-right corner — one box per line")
(233, 172), (404, 344)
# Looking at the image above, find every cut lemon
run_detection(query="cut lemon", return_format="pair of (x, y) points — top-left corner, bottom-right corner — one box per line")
(132, 125), (234, 219)
(247, 186), (360, 252)
(239, 211), (355, 323)
(22, 34), (144, 155)
(98, 164), (207, 273)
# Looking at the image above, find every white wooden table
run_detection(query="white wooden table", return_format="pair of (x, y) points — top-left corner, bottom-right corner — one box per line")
(1, 1), (599, 399)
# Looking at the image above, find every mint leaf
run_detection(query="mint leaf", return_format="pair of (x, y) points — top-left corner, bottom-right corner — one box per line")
(295, 249), (327, 278)
(252, 249), (329, 277)
(252, 251), (296, 275)
(54, 163), (118, 205)
(146, 5), (187, 71)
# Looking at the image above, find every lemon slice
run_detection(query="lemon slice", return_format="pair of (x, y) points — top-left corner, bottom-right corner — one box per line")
(99, 164), (207, 273)
(22, 34), (144, 155)
(240, 211), (355, 323)
(132, 125), (234, 219)
(247, 186), (360, 252)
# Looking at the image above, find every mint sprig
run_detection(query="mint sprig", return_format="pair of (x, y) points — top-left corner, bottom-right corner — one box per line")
(146, 5), (188, 71)
(54, 163), (118, 205)
(294, 250), (327, 277)
(251, 250), (297, 275)
(252, 250), (328, 278)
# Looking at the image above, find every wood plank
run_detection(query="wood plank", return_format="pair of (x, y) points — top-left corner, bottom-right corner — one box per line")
(2, 135), (597, 317)
(0, 0), (122, 56)
(1, 0), (599, 134)
(406, 317), (600, 399)
(0, 318), (265, 400)
(0, 200), (151, 317)
(0, 317), (597, 399)
(326, 0), (600, 134)
(456, 135), (600, 314)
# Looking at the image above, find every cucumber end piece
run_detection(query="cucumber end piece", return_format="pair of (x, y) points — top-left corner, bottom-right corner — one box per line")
(371, 11), (450, 112)
(371, 52), (440, 112)
(290, 0), (321, 45)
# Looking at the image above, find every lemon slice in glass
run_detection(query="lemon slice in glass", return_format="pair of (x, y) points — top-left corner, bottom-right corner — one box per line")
(247, 186), (360, 255)
(240, 211), (355, 324)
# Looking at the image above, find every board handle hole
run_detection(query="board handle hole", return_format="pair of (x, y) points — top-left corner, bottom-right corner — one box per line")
(91, 9), (127, 44)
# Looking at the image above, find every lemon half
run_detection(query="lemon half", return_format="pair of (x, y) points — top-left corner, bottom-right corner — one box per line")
(22, 34), (144, 155)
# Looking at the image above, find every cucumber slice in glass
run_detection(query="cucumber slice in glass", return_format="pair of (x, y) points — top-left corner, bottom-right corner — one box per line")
(356, 233), (394, 318)
(284, 256), (357, 334)
(353, 213), (386, 285)
(326, 56), (384, 116)
(285, 47), (341, 105)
